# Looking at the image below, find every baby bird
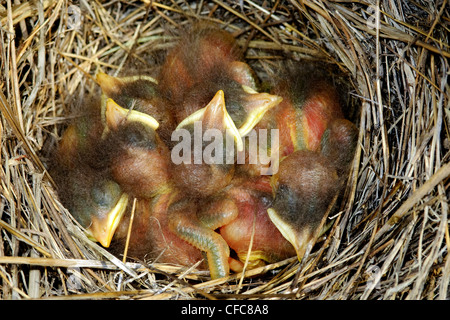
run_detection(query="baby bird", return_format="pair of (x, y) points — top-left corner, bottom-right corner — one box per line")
(262, 62), (358, 261)
(267, 150), (339, 261)
(157, 22), (241, 107)
(157, 22), (282, 136)
(99, 98), (172, 199)
(170, 90), (239, 197)
(256, 63), (344, 156)
(267, 62), (358, 177)
(99, 97), (236, 279)
(51, 102), (129, 248)
(159, 24), (281, 197)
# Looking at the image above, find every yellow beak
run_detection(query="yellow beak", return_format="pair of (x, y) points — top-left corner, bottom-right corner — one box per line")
(87, 193), (129, 248)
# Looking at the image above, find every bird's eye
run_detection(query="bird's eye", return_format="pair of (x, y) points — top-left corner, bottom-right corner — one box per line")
(273, 184), (299, 222)
(121, 122), (157, 150)
(92, 180), (121, 208)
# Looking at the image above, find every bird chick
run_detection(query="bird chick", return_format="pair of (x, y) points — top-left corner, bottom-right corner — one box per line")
(100, 97), (236, 279)
(100, 98), (172, 199)
(51, 105), (129, 248)
(267, 150), (339, 261)
(261, 62), (358, 262)
(157, 22), (241, 106)
(158, 22), (282, 136)
(170, 90), (239, 197)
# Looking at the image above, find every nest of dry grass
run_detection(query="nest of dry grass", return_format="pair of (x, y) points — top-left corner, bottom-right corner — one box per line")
(0, 0), (449, 300)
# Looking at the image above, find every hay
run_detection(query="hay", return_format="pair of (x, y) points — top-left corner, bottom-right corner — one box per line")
(0, 0), (448, 300)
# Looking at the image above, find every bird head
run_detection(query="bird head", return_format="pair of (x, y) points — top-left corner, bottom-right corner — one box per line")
(101, 98), (172, 199)
(52, 116), (129, 248)
(268, 150), (340, 262)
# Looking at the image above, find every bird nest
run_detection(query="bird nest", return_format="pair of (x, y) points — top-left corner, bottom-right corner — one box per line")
(0, 0), (449, 300)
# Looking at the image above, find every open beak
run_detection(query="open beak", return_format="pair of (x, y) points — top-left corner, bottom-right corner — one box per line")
(105, 98), (159, 131)
(176, 90), (243, 152)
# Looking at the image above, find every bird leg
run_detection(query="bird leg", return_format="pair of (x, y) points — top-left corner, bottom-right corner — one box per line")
(167, 198), (233, 279)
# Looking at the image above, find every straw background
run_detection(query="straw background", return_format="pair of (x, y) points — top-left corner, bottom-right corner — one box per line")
(0, 0), (449, 299)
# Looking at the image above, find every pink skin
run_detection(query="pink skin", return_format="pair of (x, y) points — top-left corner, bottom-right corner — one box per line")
(218, 177), (296, 271)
